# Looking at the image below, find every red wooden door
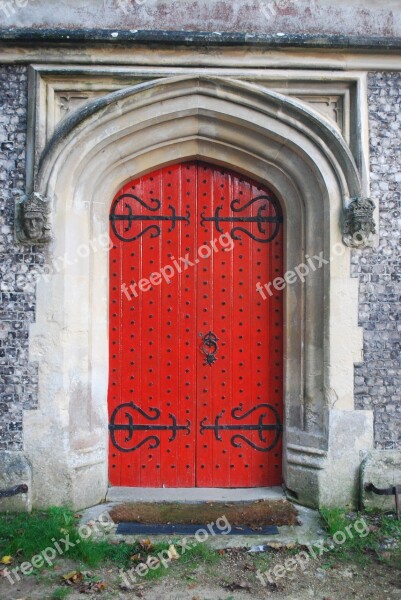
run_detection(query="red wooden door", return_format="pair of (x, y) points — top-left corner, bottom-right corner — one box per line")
(108, 161), (283, 487)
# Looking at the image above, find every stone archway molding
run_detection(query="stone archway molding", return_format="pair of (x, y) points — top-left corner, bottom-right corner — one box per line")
(23, 76), (373, 509)
(36, 75), (362, 200)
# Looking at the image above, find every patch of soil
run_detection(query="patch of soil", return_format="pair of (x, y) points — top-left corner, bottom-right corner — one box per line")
(2, 548), (400, 600)
(110, 499), (298, 529)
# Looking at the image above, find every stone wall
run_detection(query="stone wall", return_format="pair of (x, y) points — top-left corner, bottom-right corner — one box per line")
(0, 65), (42, 452)
(0, 65), (400, 456)
(353, 72), (401, 450)
(0, 0), (400, 38)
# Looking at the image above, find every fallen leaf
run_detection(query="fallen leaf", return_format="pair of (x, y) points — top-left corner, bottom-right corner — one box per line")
(266, 541), (295, 550)
(168, 544), (180, 560)
(78, 580), (108, 594)
(96, 582), (108, 591)
(130, 553), (142, 562)
(223, 580), (251, 592)
(0, 556), (13, 565)
(62, 571), (84, 585)
(139, 539), (153, 552)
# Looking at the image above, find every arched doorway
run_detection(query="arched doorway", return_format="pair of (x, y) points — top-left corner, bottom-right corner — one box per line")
(108, 160), (284, 487)
(27, 75), (369, 509)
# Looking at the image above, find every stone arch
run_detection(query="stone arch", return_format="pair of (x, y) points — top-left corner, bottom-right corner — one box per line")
(25, 76), (372, 509)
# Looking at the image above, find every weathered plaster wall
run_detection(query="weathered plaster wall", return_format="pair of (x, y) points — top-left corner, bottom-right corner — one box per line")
(0, 0), (400, 37)
(353, 72), (401, 450)
(0, 66), (42, 452)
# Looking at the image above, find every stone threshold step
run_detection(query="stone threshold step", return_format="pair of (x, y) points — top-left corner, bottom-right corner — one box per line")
(106, 486), (284, 503)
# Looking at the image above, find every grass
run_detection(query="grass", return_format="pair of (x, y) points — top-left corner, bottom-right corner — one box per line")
(0, 507), (222, 585)
(0, 507), (136, 568)
(320, 507), (401, 566)
(50, 587), (72, 599)
(3, 505), (398, 594)
(0, 507), (185, 573)
(178, 538), (221, 576)
(249, 551), (271, 572)
(120, 538), (222, 584)
(320, 507), (373, 562)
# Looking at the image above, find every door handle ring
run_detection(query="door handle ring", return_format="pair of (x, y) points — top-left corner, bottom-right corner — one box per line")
(200, 331), (219, 366)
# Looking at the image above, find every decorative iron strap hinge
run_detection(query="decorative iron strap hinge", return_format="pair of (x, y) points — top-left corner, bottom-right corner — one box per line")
(110, 195), (190, 242)
(200, 196), (282, 243)
(109, 402), (191, 452)
(200, 403), (282, 452)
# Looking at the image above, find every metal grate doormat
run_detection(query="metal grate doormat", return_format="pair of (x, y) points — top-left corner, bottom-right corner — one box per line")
(116, 523), (279, 535)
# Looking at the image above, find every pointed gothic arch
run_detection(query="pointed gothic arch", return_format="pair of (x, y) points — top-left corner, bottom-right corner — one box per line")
(24, 76), (372, 508)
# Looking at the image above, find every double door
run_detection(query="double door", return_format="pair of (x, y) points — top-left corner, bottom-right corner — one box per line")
(108, 161), (283, 487)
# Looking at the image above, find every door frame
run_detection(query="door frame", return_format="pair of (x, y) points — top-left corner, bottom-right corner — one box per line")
(24, 76), (373, 509)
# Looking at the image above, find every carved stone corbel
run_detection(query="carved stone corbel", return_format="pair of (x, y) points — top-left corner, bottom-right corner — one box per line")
(15, 192), (52, 245)
(343, 197), (376, 248)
